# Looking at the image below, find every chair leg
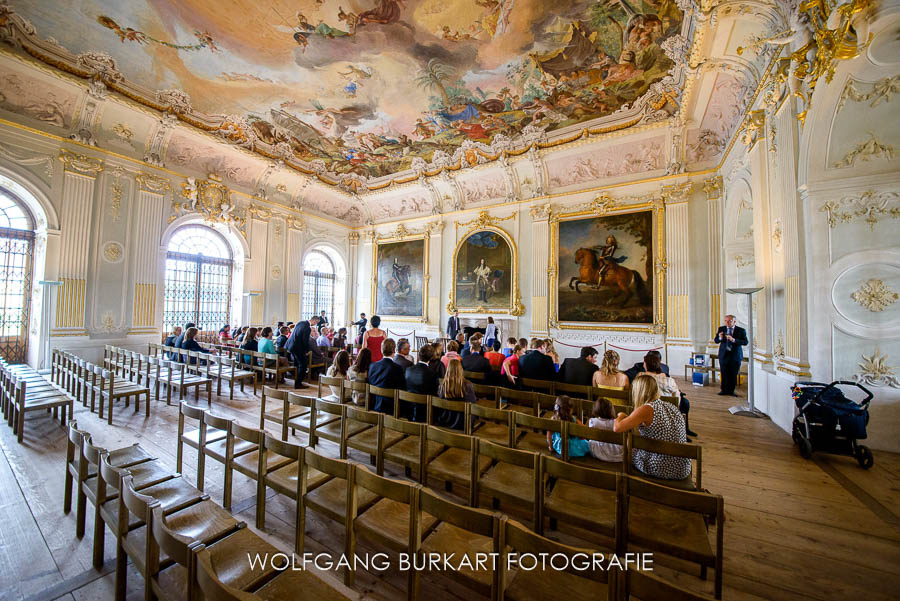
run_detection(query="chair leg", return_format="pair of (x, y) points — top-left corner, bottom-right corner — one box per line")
(197, 450), (206, 492)
(145, 392), (150, 417)
(223, 464), (233, 510)
(256, 478), (266, 530)
(92, 505), (105, 569)
(75, 486), (87, 538)
(114, 542), (127, 601)
(64, 469), (73, 514)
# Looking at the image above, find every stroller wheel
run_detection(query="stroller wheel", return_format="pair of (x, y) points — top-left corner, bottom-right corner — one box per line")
(798, 436), (812, 459)
(855, 445), (874, 469)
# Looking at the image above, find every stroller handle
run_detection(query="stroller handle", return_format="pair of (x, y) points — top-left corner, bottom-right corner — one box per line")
(818, 380), (873, 407)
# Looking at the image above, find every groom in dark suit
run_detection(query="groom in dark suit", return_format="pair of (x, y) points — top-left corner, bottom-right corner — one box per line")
(715, 314), (748, 396)
(446, 310), (461, 340)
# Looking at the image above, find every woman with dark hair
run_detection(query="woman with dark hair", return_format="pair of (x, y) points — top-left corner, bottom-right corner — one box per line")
(325, 350), (352, 399)
(347, 347), (372, 405)
(235, 326), (250, 343)
(362, 315), (385, 362)
(240, 327), (259, 365)
(333, 327), (348, 349)
(218, 324), (232, 343)
(484, 316), (497, 350)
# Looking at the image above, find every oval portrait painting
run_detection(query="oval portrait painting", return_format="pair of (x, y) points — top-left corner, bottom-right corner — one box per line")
(454, 230), (513, 311)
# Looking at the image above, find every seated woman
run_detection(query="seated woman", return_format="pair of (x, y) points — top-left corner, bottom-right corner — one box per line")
(613, 375), (691, 481)
(593, 349), (629, 389)
(546, 395), (590, 458)
(441, 340), (461, 369)
(502, 337), (518, 357)
(164, 326), (182, 360)
(181, 327), (207, 365)
(588, 398), (623, 462)
(332, 327), (348, 349)
(218, 324), (233, 343)
(258, 326), (289, 379)
(240, 327), (259, 365)
(347, 348), (372, 405)
(436, 359), (475, 431)
(235, 326), (250, 343)
(428, 341), (446, 379)
(643, 351), (696, 438)
(501, 344), (524, 387)
(545, 339), (561, 371)
(325, 350), (351, 401)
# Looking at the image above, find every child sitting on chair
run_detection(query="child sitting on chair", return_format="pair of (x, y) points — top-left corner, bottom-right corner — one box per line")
(547, 395), (590, 458)
(588, 398), (624, 462)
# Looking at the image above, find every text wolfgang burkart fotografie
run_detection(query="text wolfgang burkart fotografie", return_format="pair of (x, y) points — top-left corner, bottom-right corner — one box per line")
(248, 551), (654, 573)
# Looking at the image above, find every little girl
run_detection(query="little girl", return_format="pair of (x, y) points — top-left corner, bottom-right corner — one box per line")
(547, 395), (590, 458)
(588, 398), (624, 462)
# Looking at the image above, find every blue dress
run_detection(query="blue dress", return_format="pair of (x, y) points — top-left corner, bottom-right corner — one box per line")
(551, 418), (590, 457)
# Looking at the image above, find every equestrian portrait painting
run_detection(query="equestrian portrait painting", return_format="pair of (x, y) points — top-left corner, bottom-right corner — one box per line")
(374, 238), (426, 318)
(453, 229), (514, 312)
(556, 209), (654, 325)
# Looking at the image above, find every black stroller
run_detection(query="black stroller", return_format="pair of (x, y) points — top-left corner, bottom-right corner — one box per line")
(791, 381), (873, 468)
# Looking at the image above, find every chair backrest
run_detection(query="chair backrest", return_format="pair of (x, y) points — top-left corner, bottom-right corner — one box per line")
(367, 384), (398, 412)
(499, 388), (537, 414)
(568, 421), (625, 449)
(502, 519), (610, 584)
(471, 403), (513, 445)
(592, 386), (630, 402)
(203, 412), (233, 434)
(625, 474), (720, 520)
(195, 546), (264, 601)
(317, 375), (345, 400)
(120, 474), (159, 527)
(555, 381), (591, 399)
(263, 432), (302, 462)
(150, 504), (200, 568)
(354, 464), (414, 505)
(418, 486), (495, 536)
(511, 411), (561, 449)
(629, 435), (701, 489)
(534, 392), (558, 416)
(476, 438), (538, 470)
(472, 383), (499, 408)
(624, 569), (717, 601)
(521, 378), (554, 394)
(463, 370), (486, 381)
(427, 396), (472, 433)
(383, 414), (424, 437)
(304, 445), (351, 480)
(232, 421), (264, 446)
(397, 389), (428, 419)
(425, 424), (473, 453)
(345, 405), (380, 428)
(260, 386), (288, 425)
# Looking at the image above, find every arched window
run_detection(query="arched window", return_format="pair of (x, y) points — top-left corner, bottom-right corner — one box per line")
(0, 189), (35, 362)
(163, 225), (233, 336)
(302, 250), (336, 322)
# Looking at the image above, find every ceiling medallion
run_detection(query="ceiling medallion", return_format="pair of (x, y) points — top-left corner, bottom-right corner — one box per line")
(851, 278), (899, 312)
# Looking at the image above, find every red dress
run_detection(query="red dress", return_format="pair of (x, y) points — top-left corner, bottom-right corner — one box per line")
(365, 335), (384, 362)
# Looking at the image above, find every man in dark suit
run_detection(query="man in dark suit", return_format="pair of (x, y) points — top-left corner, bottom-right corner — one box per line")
(558, 346), (599, 386)
(461, 340), (492, 376)
(285, 315), (319, 389)
(393, 338), (414, 369)
(352, 313), (367, 343)
(518, 339), (556, 382)
(446, 311), (461, 340)
(715, 314), (748, 396)
(368, 338), (405, 415)
(318, 310), (328, 327)
(623, 350), (670, 381)
(404, 344), (440, 422)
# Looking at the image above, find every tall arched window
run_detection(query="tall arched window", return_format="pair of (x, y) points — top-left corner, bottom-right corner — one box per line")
(164, 225), (233, 336)
(302, 250), (336, 322)
(0, 189), (34, 363)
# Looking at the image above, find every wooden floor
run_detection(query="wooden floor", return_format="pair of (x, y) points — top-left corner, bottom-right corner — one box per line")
(1, 376), (899, 601)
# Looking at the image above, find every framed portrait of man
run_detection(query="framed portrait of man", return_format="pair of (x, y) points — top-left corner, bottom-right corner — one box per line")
(450, 226), (522, 315)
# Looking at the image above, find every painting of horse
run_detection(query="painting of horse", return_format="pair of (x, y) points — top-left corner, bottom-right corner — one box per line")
(557, 210), (655, 324)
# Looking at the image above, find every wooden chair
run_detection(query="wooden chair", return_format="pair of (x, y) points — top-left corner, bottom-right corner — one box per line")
(257, 435), (330, 552)
(11, 374), (73, 443)
(499, 518), (615, 601)
(541, 455), (623, 542)
(64, 422), (91, 517)
(471, 403), (515, 446)
(311, 398), (366, 448)
(592, 385), (631, 405)
(317, 374), (345, 403)
(511, 411), (561, 456)
(263, 352), (296, 389)
(535, 392), (558, 418)
(349, 465), (432, 596)
(177, 403), (226, 491)
(521, 377), (555, 395)
(396, 389), (428, 422)
(623, 476), (725, 599)
(145, 355), (174, 401)
(258, 386), (304, 431)
(627, 434), (702, 491)
(202, 413), (257, 507)
(161, 359), (212, 405)
(621, 569), (718, 601)
(427, 395), (473, 434)
(417, 487), (501, 599)
(424, 425), (487, 502)
(382, 416), (441, 483)
(283, 392), (337, 441)
(212, 354), (257, 399)
(95, 365), (151, 425)
(194, 545), (353, 601)
(473, 439), (541, 526)
(343, 405), (398, 472)
(226, 421), (293, 517)
(556, 381), (593, 399)
(463, 370), (486, 382)
(367, 383), (398, 414)
(307, 349), (327, 383)
(565, 421), (626, 471)
(347, 379), (367, 406)
(472, 383), (500, 408)
(499, 388), (537, 414)
(297, 449), (377, 562)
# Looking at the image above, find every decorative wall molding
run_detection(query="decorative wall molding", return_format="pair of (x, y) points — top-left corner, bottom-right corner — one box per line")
(0, 141), (53, 178)
(819, 190), (900, 229)
(837, 75), (900, 112)
(851, 278), (898, 312)
(831, 132), (895, 169)
(455, 210), (515, 233)
(135, 171), (170, 194)
(58, 148), (103, 177)
(853, 347), (900, 388)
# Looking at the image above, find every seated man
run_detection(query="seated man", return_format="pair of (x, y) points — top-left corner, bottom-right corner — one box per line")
(624, 349), (669, 381)
(367, 338), (405, 414)
(461, 340), (492, 377)
(518, 338), (556, 382)
(403, 344), (439, 422)
(393, 338), (414, 369)
(558, 346), (600, 386)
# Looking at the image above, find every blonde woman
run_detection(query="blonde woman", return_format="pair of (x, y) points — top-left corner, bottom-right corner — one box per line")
(593, 349), (629, 389)
(613, 375), (691, 481)
(436, 359), (475, 431)
(544, 338), (561, 366)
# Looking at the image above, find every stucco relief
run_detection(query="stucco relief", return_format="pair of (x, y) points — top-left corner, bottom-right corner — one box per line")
(457, 171), (508, 206)
(166, 132), (265, 190)
(688, 72), (751, 164)
(832, 263), (900, 328)
(367, 193), (432, 222)
(0, 67), (77, 128)
(544, 136), (665, 189)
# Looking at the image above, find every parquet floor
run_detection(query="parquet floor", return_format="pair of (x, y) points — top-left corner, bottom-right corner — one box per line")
(1, 376), (898, 601)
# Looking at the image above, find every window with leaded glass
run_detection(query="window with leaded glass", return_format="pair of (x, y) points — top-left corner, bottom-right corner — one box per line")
(0, 189), (35, 363)
(302, 250), (335, 322)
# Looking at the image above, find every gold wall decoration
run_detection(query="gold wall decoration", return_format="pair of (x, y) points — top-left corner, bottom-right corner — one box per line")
(372, 226), (430, 322)
(703, 175), (723, 200)
(529, 202), (553, 221)
(549, 196), (666, 333)
(285, 215), (307, 231)
(851, 278), (899, 312)
(135, 172), (171, 194)
(271, 265), (282, 280)
(854, 347), (900, 388)
(740, 110), (766, 148)
(133, 283), (156, 327)
(174, 174), (245, 230)
(449, 220), (523, 316)
(734, 254), (753, 268)
(831, 132), (895, 169)
(109, 166), (124, 222)
(819, 189), (900, 229)
(59, 148), (103, 177)
(102, 241), (124, 263)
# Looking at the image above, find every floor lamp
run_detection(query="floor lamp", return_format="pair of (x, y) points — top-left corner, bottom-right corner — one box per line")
(38, 280), (62, 373)
(726, 286), (765, 418)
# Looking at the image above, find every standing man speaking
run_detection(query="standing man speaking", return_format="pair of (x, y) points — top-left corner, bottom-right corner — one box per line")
(714, 314), (748, 396)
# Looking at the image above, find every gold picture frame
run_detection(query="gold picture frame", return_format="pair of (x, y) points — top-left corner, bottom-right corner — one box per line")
(371, 228), (430, 322)
(449, 219), (524, 316)
(550, 197), (666, 333)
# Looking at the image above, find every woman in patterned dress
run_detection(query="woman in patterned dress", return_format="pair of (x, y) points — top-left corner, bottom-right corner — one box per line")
(613, 374), (691, 480)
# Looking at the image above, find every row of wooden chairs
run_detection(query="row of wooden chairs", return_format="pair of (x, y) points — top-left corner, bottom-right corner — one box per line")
(64, 421), (352, 601)
(1, 354), (73, 443)
(278, 379), (700, 491)
(100, 344), (225, 403)
(173, 403), (722, 600)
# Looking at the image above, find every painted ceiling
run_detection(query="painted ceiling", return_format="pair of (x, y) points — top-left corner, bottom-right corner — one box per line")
(7, 0), (690, 184)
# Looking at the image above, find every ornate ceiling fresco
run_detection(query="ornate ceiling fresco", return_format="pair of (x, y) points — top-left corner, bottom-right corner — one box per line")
(1, 0), (692, 187)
